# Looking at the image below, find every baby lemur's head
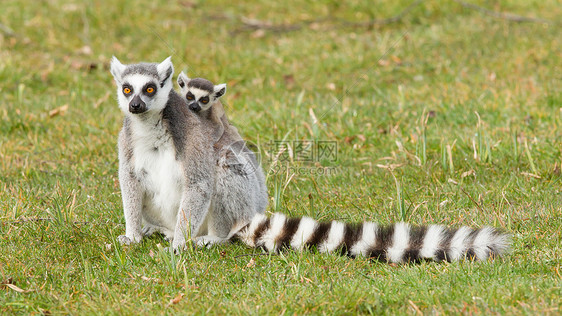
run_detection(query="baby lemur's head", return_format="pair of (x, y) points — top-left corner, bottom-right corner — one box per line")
(177, 72), (226, 113)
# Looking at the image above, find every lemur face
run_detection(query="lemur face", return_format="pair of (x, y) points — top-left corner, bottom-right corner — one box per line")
(177, 72), (226, 113)
(110, 57), (174, 115)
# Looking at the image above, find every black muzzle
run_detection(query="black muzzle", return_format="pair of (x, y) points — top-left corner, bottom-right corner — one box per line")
(129, 95), (147, 114)
(188, 102), (201, 112)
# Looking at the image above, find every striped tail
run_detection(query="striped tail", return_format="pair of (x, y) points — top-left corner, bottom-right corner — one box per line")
(234, 213), (510, 263)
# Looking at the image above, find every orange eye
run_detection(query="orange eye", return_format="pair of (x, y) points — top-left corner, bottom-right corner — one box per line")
(186, 95), (194, 100)
(146, 87), (154, 93)
(201, 98), (209, 104)
(123, 87), (131, 94)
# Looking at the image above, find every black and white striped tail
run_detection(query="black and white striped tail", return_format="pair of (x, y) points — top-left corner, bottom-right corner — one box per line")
(234, 213), (510, 263)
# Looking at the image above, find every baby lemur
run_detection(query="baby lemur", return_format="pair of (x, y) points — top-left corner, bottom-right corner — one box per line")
(110, 57), (267, 250)
(176, 72), (242, 148)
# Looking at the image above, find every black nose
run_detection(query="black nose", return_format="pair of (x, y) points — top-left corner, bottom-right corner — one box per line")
(129, 95), (147, 114)
(189, 103), (201, 112)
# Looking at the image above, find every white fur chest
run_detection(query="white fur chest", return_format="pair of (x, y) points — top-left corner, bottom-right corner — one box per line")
(131, 120), (183, 231)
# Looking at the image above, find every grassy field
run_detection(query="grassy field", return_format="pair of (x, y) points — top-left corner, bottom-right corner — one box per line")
(1, 0), (561, 314)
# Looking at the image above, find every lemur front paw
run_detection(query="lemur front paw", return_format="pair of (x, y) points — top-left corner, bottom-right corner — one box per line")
(118, 234), (141, 245)
(142, 226), (157, 237)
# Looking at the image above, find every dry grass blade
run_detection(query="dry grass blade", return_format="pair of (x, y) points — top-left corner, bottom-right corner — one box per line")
(48, 105), (69, 118)
(3, 283), (33, 293)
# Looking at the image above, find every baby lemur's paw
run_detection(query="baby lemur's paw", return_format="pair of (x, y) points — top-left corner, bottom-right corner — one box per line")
(118, 234), (141, 245)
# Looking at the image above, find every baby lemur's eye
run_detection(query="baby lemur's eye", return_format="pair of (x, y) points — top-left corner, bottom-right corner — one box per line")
(123, 87), (132, 95)
(146, 87), (154, 93)
(186, 93), (194, 101)
(200, 97), (209, 104)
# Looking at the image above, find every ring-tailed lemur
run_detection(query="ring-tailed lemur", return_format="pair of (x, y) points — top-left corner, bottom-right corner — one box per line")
(176, 71), (234, 144)
(110, 57), (267, 250)
(176, 71), (258, 158)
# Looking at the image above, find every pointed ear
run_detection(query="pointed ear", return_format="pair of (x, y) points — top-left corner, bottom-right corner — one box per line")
(213, 83), (227, 99)
(157, 56), (174, 87)
(177, 71), (191, 89)
(110, 56), (126, 83)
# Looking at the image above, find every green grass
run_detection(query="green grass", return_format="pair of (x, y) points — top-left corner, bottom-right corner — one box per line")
(1, 0), (561, 314)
